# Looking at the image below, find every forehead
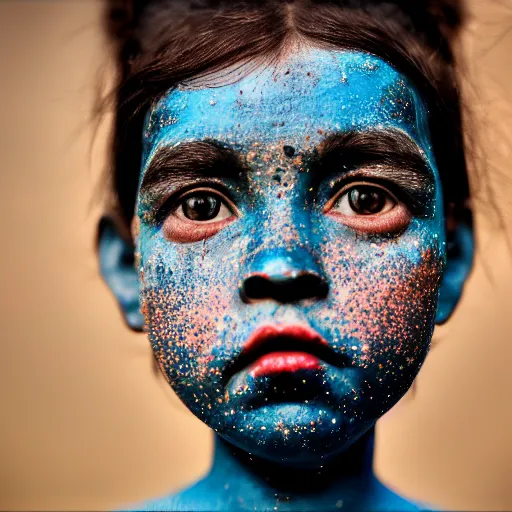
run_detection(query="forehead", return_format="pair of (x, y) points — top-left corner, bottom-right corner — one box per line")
(142, 49), (430, 166)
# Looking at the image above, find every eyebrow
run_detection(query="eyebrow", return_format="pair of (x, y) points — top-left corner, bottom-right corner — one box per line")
(141, 129), (435, 210)
(314, 129), (434, 192)
(140, 140), (245, 199)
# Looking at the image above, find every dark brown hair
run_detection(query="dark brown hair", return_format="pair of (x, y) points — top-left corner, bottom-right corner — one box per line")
(103, 0), (470, 236)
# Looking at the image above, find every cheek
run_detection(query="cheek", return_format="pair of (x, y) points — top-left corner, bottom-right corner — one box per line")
(321, 234), (443, 368)
(139, 241), (240, 386)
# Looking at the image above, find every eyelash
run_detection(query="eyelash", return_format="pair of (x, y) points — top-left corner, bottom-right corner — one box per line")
(159, 186), (238, 243)
(155, 184), (237, 222)
(323, 179), (412, 234)
(326, 176), (405, 206)
(158, 179), (412, 243)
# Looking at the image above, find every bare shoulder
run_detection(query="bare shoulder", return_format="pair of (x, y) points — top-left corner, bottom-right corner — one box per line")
(118, 479), (225, 512)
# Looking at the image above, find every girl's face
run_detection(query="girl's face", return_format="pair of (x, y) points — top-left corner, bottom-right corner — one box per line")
(135, 50), (444, 465)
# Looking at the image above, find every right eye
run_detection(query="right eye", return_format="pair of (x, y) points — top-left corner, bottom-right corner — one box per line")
(163, 189), (237, 243)
(177, 193), (232, 223)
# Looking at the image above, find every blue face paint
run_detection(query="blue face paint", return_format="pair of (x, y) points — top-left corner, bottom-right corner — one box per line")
(135, 49), (445, 466)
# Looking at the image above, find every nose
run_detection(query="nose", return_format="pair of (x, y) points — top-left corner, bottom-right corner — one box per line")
(239, 248), (329, 304)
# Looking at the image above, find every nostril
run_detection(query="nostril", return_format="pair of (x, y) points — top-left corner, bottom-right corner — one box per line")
(240, 275), (270, 303)
(240, 272), (329, 304)
(294, 273), (329, 300)
(272, 273), (328, 303)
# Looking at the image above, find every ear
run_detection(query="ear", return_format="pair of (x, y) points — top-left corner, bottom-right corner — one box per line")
(435, 218), (474, 325)
(97, 216), (145, 332)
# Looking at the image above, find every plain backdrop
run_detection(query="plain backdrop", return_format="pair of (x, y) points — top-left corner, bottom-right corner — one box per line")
(0, 1), (511, 510)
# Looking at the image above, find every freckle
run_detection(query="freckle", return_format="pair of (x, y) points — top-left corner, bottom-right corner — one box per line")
(283, 145), (295, 157)
(317, 128), (324, 135)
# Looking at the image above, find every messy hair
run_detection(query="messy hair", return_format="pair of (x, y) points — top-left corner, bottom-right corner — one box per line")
(103, 0), (470, 236)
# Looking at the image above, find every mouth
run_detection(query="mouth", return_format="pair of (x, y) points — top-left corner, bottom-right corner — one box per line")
(225, 324), (350, 381)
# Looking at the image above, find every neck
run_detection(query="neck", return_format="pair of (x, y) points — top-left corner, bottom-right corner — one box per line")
(199, 429), (378, 510)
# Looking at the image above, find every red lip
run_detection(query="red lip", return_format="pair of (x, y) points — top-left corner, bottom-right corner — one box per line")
(242, 324), (329, 377)
(249, 351), (321, 377)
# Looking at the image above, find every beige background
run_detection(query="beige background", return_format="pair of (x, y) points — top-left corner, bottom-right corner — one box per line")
(0, 1), (511, 510)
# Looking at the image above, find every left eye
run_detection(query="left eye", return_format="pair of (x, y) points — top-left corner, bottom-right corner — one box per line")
(331, 184), (396, 216)
(325, 183), (412, 234)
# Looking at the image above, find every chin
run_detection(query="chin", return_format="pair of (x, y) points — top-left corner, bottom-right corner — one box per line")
(214, 402), (376, 467)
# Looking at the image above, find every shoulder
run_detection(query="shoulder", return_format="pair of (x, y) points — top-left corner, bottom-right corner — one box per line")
(117, 492), (182, 512)
(118, 479), (225, 512)
(369, 477), (439, 511)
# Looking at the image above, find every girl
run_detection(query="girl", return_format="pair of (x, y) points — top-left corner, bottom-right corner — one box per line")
(99, 1), (474, 509)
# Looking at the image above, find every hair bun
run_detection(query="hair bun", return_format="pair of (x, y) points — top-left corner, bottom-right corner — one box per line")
(425, 0), (465, 40)
(105, 0), (154, 73)
(360, 0), (465, 60)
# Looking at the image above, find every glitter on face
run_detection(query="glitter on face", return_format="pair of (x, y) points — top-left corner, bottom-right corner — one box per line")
(135, 49), (445, 465)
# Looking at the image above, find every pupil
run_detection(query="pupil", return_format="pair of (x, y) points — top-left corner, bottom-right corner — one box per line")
(348, 186), (386, 214)
(182, 194), (220, 221)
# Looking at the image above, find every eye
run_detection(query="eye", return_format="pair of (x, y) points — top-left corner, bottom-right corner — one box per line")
(325, 182), (412, 234)
(333, 184), (395, 216)
(177, 193), (232, 223)
(163, 189), (237, 243)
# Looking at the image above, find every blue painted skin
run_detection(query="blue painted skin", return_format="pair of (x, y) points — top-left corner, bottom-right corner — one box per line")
(99, 49), (473, 511)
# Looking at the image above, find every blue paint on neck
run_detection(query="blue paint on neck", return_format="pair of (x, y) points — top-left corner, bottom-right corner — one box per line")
(123, 430), (429, 511)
